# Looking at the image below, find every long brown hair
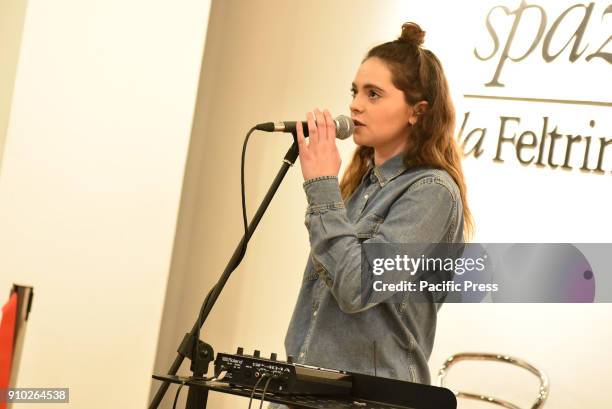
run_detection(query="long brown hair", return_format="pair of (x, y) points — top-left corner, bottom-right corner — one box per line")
(340, 22), (474, 240)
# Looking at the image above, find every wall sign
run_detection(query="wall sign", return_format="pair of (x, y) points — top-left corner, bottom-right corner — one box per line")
(456, 1), (611, 175)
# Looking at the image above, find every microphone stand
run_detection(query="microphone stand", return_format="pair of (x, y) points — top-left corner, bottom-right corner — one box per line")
(148, 137), (300, 409)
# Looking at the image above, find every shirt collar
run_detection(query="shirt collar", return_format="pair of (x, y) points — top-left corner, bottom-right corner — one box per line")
(363, 153), (408, 187)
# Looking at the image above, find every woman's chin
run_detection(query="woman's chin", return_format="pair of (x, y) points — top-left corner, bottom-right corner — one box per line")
(352, 129), (369, 146)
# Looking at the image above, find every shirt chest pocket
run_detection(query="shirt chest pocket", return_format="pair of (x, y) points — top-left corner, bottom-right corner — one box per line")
(355, 214), (385, 240)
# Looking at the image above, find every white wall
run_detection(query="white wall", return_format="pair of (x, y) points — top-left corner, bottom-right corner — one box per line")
(0, 0), (212, 408)
(155, 0), (612, 408)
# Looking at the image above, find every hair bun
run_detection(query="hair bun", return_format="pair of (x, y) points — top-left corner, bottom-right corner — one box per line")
(399, 22), (425, 47)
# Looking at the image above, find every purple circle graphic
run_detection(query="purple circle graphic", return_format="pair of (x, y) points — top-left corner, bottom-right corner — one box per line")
(492, 244), (595, 302)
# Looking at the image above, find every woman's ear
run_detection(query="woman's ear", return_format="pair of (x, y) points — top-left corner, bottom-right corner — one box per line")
(415, 101), (428, 115)
(408, 101), (428, 125)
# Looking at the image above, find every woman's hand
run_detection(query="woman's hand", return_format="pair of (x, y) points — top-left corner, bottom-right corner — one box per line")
(296, 108), (342, 181)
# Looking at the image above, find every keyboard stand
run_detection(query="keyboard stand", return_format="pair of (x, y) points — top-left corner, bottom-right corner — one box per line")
(153, 374), (457, 409)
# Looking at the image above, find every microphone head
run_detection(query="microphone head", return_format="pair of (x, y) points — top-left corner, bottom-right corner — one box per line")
(334, 115), (354, 140)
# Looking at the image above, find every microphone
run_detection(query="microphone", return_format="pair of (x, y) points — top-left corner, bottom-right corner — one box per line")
(255, 115), (354, 140)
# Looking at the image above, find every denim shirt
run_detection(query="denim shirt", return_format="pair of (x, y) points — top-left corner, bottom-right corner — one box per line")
(283, 153), (464, 386)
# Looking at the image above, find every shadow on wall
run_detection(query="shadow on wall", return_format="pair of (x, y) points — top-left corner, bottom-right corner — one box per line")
(0, 0), (30, 171)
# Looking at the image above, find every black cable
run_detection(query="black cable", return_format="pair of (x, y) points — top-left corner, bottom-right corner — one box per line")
(258, 375), (274, 409)
(193, 126), (258, 372)
(172, 381), (186, 409)
(247, 374), (268, 409)
(172, 375), (216, 409)
(241, 126), (258, 248)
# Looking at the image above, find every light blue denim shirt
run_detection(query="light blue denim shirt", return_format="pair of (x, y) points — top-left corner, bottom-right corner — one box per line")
(283, 153), (464, 386)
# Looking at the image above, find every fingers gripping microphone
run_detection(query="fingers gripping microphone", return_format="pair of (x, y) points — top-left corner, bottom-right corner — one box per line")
(256, 115), (354, 140)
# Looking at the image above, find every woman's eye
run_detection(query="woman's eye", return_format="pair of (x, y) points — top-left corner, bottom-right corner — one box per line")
(350, 89), (356, 97)
(368, 90), (379, 99)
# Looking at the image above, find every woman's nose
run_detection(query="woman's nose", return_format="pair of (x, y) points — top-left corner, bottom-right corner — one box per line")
(350, 98), (363, 114)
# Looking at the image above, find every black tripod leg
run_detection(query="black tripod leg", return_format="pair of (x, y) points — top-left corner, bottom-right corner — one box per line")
(186, 386), (208, 409)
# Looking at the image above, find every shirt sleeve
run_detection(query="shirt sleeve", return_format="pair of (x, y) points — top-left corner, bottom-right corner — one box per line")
(303, 175), (459, 314)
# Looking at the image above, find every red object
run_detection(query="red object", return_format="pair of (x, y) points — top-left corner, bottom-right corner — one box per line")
(0, 292), (18, 408)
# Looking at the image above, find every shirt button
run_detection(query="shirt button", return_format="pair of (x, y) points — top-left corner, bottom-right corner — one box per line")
(299, 352), (305, 358)
(313, 310), (318, 317)
(364, 194), (369, 200)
